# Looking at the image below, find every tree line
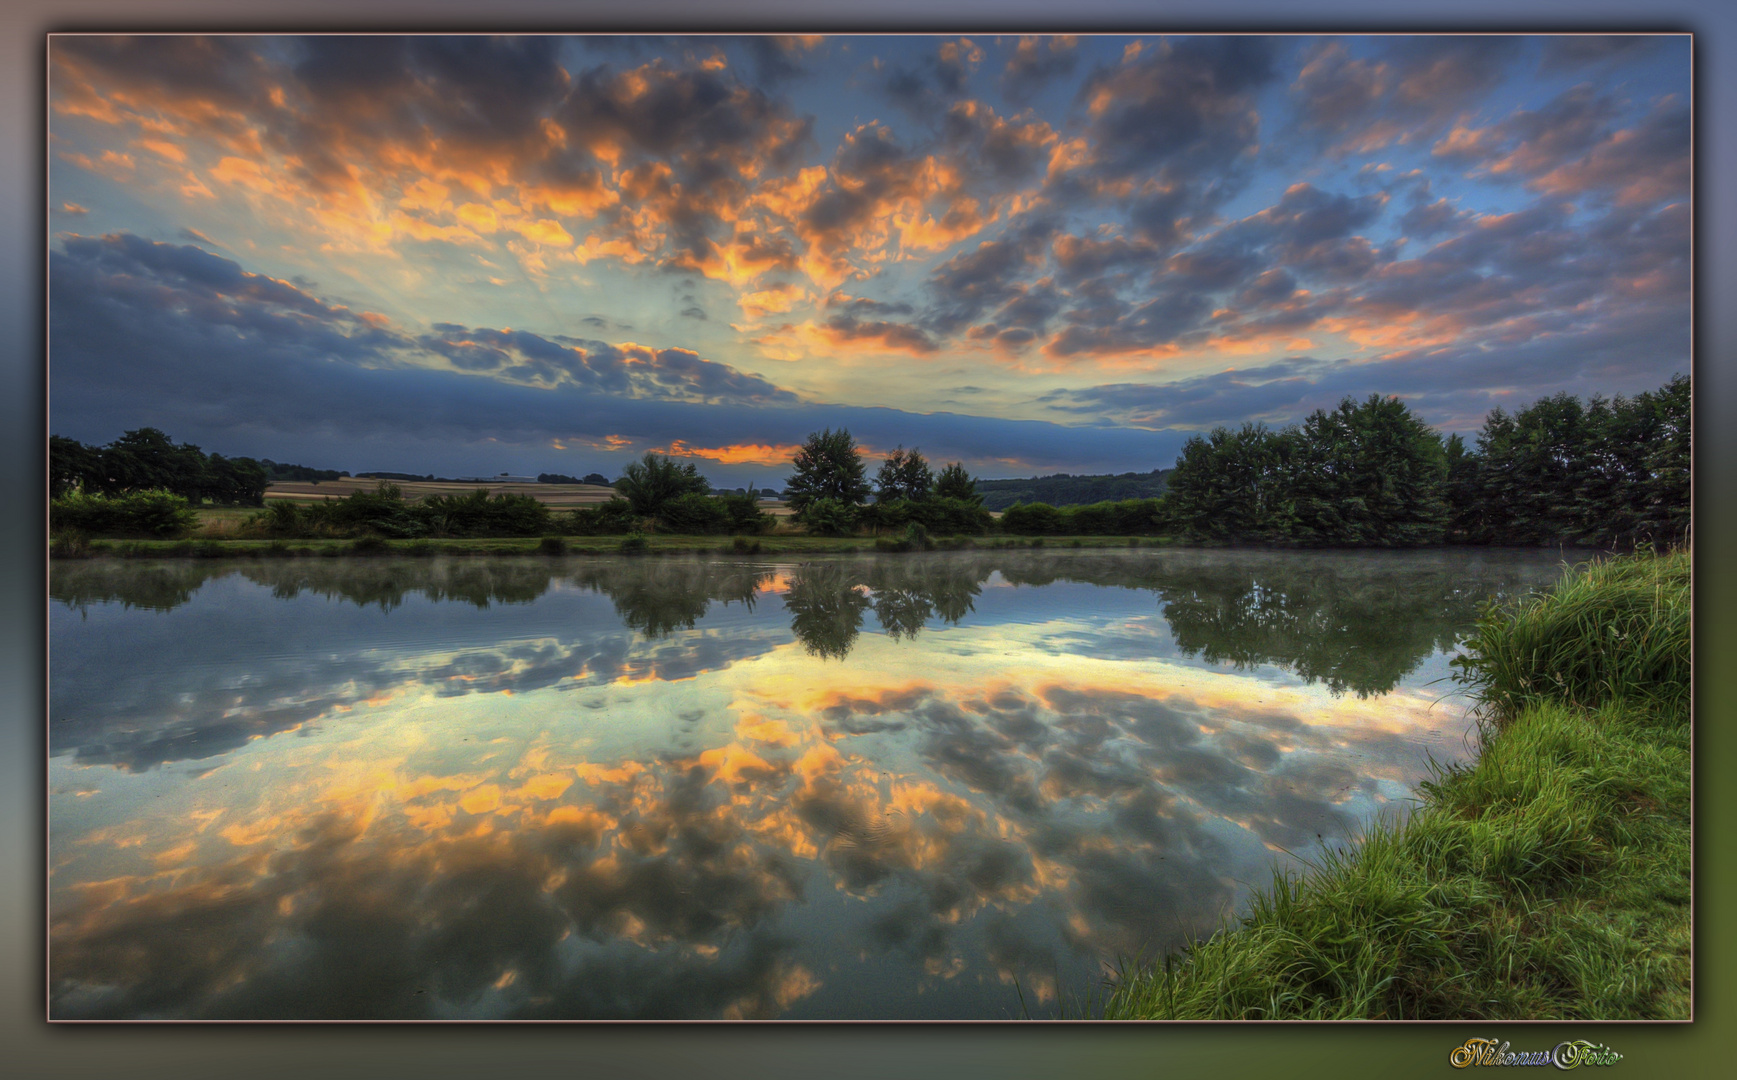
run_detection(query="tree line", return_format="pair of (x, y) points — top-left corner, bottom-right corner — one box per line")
(1159, 376), (1688, 549)
(52, 428), (270, 505)
(49, 375), (1688, 550)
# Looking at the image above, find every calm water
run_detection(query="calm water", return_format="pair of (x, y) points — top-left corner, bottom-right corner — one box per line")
(49, 548), (1567, 1020)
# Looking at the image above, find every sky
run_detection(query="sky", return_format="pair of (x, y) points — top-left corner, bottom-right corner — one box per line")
(47, 33), (1691, 486)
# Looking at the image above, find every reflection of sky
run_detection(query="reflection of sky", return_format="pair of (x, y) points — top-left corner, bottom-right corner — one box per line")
(49, 552), (1562, 1019)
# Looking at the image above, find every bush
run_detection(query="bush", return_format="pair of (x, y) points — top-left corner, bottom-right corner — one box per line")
(568, 497), (638, 535)
(422, 489), (550, 537)
(1066, 498), (1164, 535)
(719, 492), (774, 535)
(619, 531), (650, 555)
(657, 492), (730, 534)
(876, 522), (936, 553)
(999, 502), (1063, 535)
(326, 482), (427, 538)
(799, 497), (858, 537)
(538, 535), (567, 555)
(51, 489), (198, 538)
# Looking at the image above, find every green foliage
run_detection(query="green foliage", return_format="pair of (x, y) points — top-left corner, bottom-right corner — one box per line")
(786, 428), (870, 515)
(614, 453), (711, 517)
(910, 496), (994, 535)
(618, 530), (650, 555)
(1453, 550), (1690, 718)
(933, 462), (983, 504)
(1291, 395), (1448, 546)
(53, 428), (270, 506)
(798, 496), (858, 536)
(717, 492), (775, 535)
(250, 484), (549, 540)
(874, 522), (936, 553)
(1162, 397), (1448, 546)
(657, 492), (730, 533)
(875, 446), (934, 502)
(421, 488), (551, 537)
(975, 469), (1171, 512)
(567, 497), (638, 536)
(999, 501), (1064, 535)
(1450, 376), (1689, 548)
(537, 535), (567, 555)
(260, 459), (348, 482)
(51, 489), (198, 538)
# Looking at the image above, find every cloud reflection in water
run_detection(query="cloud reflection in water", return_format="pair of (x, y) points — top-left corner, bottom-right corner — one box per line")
(49, 549), (1564, 1018)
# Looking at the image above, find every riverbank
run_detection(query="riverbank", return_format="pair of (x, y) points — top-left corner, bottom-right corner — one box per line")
(1101, 549), (1691, 1020)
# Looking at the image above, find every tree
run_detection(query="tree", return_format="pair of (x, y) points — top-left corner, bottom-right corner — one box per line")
(875, 445), (934, 502)
(582, 472), (611, 486)
(786, 428), (870, 516)
(614, 453), (710, 517)
(1292, 395), (1447, 546)
(50, 435), (101, 498)
(933, 461), (983, 505)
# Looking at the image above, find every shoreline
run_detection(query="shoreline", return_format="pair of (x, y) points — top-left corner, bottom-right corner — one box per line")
(1099, 550), (1691, 1020)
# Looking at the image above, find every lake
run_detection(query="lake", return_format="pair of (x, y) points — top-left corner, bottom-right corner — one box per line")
(48, 548), (1568, 1019)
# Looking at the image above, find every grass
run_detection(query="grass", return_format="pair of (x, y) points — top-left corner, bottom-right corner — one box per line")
(1101, 549), (1690, 1021)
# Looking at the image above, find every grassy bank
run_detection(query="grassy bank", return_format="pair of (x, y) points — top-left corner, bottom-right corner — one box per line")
(52, 533), (1187, 560)
(1102, 550), (1691, 1020)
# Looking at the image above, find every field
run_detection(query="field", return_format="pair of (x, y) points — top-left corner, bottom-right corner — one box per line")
(182, 481), (799, 537)
(265, 478), (622, 508)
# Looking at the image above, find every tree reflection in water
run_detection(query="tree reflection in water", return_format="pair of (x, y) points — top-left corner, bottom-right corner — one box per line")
(53, 549), (1560, 694)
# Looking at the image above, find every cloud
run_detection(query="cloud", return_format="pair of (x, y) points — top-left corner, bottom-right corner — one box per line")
(1290, 37), (1523, 156)
(998, 36), (1079, 102)
(1428, 83), (1688, 207)
(50, 231), (1197, 476)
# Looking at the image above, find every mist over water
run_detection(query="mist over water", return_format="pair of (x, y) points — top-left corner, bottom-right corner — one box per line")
(49, 549), (1566, 1019)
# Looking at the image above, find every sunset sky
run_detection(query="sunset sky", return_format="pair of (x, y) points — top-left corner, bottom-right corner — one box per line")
(47, 33), (1691, 486)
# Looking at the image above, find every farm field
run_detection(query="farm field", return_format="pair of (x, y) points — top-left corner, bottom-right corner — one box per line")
(262, 479), (796, 515)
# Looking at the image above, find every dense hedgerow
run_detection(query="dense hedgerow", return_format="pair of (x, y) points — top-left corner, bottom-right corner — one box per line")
(50, 489), (199, 538)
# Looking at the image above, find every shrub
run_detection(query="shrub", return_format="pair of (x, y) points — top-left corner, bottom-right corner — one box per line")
(657, 492), (730, 534)
(51, 489), (198, 538)
(799, 497), (858, 537)
(1000, 502), (1063, 535)
(1066, 498), (1164, 535)
(422, 489), (550, 537)
(719, 492), (774, 535)
(568, 497), (638, 535)
(326, 482), (427, 538)
(619, 531), (650, 555)
(912, 496), (994, 535)
(538, 535), (567, 555)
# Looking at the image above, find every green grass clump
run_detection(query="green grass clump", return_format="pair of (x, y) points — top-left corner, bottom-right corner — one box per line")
(1452, 549), (1689, 718)
(1102, 550), (1690, 1021)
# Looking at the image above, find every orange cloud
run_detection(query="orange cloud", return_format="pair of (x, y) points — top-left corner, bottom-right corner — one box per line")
(645, 440), (804, 467)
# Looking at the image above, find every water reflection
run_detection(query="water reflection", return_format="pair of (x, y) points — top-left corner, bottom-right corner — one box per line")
(49, 549), (1565, 1019)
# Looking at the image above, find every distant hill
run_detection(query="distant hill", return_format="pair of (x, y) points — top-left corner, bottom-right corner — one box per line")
(975, 469), (1173, 511)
